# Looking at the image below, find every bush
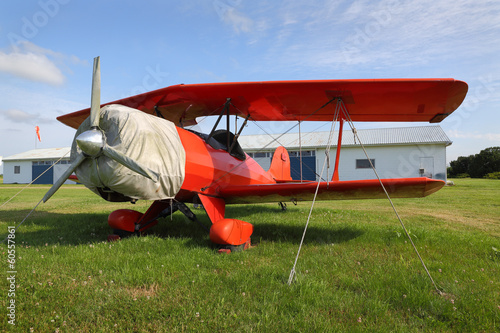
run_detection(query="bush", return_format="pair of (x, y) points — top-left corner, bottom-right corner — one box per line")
(484, 172), (500, 179)
(455, 173), (470, 178)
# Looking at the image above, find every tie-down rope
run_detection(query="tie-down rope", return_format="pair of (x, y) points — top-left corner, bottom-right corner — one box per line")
(0, 152), (70, 209)
(288, 99), (341, 284)
(1, 152), (71, 243)
(288, 99), (442, 295)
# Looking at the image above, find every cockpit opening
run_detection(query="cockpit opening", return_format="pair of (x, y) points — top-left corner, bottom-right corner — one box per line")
(187, 129), (246, 161)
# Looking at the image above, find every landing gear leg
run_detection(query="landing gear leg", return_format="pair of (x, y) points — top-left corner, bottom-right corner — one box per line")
(107, 200), (172, 241)
(160, 202), (210, 233)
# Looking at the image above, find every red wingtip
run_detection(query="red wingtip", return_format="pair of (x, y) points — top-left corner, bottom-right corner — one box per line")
(423, 179), (445, 196)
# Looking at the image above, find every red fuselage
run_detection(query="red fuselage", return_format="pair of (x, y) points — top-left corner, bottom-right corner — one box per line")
(174, 127), (274, 202)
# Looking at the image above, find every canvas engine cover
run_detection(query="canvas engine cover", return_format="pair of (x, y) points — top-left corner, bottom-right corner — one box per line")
(71, 104), (186, 201)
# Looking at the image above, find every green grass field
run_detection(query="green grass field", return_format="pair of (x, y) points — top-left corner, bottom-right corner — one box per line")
(1, 179), (499, 332)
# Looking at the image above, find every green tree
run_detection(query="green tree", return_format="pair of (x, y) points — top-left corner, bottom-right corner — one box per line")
(469, 147), (500, 178)
(448, 147), (500, 178)
(448, 155), (473, 177)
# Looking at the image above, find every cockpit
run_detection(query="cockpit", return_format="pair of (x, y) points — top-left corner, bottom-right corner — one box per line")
(187, 129), (246, 161)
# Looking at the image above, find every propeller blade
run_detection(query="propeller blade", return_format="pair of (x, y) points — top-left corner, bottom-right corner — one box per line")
(90, 56), (101, 128)
(102, 145), (159, 183)
(43, 154), (86, 203)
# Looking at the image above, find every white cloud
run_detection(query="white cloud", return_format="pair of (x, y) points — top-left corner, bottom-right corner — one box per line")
(447, 129), (500, 142)
(258, 0), (500, 74)
(0, 51), (64, 85)
(342, 0), (370, 22)
(212, 0), (254, 34)
(224, 8), (254, 33)
(0, 41), (85, 86)
(1, 108), (53, 125)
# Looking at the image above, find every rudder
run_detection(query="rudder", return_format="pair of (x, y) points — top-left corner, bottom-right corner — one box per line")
(267, 146), (292, 181)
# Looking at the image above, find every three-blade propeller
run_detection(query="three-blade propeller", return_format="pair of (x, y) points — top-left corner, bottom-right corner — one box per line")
(43, 57), (158, 203)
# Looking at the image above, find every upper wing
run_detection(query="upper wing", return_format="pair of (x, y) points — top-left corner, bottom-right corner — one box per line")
(218, 177), (444, 204)
(58, 79), (468, 129)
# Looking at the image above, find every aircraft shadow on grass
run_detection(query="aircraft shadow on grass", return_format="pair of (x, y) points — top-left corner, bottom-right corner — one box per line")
(3, 205), (364, 248)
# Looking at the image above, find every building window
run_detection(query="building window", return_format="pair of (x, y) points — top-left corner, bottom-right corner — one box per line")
(14, 166), (21, 174)
(248, 152), (270, 158)
(356, 159), (375, 169)
(289, 150), (316, 157)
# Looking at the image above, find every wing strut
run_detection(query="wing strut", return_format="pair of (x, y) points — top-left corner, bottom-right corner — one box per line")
(207, 98), (232, 143)
(201, 97), (338, 192)
(332, 117), (344, 181)
(229, 114), (250, 154)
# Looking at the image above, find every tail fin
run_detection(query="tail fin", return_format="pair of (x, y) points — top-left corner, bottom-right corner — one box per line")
(267, 146), (292, 181)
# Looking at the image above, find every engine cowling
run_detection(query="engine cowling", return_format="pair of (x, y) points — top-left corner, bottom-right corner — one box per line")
(71, 104), (186, 202)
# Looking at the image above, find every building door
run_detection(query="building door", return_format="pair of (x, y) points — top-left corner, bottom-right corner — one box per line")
(289, 151), (316, 181)
(32, 164), (53, 184)
(419, 157), (434, 178)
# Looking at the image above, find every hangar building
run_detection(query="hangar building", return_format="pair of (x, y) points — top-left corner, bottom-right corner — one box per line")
(2, 148), (74, 185)
(2, 126), (451, 184)
(239, 126), (451, 182)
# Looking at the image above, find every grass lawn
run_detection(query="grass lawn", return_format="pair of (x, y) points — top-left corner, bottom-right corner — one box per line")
(1, 179), (499, 332)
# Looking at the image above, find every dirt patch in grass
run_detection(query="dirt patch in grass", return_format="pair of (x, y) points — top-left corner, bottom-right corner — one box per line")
(124, 283), (159, 299)
(400, 208), (500, 237)
(313, 202), (500, 237)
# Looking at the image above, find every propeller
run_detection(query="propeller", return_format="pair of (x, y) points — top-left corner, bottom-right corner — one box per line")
(89, 56), (101, 128)
(43, 57), (158, 203)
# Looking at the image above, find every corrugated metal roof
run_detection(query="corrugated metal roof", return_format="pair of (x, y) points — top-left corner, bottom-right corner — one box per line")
(239, 126), (451, 150)
(3, 147), (71, 161)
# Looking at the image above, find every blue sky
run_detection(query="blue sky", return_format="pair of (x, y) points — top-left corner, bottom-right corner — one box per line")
(1, 0), (499, 172)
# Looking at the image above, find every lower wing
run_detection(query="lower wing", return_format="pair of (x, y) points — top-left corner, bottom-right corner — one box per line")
(218, 177), (444, 204)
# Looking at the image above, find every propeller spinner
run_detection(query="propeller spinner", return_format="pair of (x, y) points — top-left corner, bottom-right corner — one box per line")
(43, 57), (158, 203)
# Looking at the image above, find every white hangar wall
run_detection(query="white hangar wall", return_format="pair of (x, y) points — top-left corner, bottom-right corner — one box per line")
(3, 160), (33, 184)
(315, 144), (447, 181)
(2, 148), (73, 185)
(241, 126), (451, 182)
(3, 160), (74, 185)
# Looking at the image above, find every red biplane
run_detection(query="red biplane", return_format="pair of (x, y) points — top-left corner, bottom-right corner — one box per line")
(43, 57), (468, 252)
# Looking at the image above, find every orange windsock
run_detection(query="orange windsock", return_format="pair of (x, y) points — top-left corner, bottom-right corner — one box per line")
(35, 126), (41, 142)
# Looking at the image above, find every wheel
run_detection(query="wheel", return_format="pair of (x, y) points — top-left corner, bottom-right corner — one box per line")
(112, 229), (136, 239)
(216, 238), (251, 253)
(107, 234), (120, 242)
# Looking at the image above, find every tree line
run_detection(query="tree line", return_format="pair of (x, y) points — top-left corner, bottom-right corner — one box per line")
(447, 147), (500, 179)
